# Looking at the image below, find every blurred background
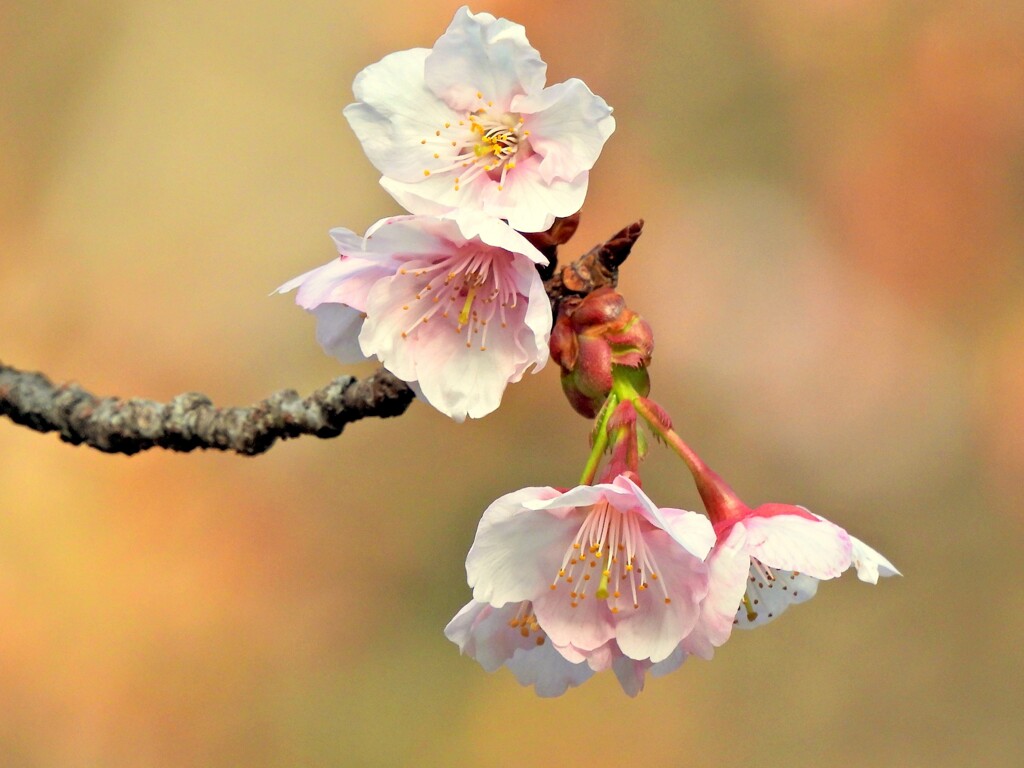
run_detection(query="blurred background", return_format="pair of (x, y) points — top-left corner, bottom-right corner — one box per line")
(1, 1), (1022, 765)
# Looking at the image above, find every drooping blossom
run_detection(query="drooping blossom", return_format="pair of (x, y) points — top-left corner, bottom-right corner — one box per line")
(343, 6), (615, 233)
(276, 212), (551, 421)
(647, 425), (899, 659)
(462, 475), (714, 672)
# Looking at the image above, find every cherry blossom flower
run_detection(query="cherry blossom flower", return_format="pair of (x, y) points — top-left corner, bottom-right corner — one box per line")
(659, 434), (898, 658)
(276, 212), (551, 421)
(463, 476), (714, 668)
(343, 6), (615, 232)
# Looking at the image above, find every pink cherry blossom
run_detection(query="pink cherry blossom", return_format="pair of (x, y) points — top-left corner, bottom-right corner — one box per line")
(464, 476), (714, 668)
(665, 439), (898, 659)
(343, 6), (615, 232)
(276, 212), (551, 421)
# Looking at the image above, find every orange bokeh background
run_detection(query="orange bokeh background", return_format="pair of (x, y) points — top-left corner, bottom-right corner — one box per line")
(2, 2), (1022, 765)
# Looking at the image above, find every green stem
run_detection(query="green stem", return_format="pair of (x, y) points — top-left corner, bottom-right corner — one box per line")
(579, 393), (617, 485)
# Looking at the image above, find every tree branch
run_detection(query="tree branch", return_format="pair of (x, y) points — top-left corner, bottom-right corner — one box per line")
(0, 363), (414, 456)
(1, 219), (641, 455)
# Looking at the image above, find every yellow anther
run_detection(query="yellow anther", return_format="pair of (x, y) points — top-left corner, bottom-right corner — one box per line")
(423, 170), (431, 176)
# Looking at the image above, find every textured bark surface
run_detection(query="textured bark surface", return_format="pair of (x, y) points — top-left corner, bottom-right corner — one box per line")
(0, 364), (414, 456)
(1, 220), (639, 455)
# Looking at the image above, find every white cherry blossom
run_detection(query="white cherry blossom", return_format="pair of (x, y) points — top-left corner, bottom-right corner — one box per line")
(343, 6), (615, 232)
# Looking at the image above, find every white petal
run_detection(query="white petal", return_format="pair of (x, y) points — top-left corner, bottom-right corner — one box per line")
(444, 601), (527, 672)
(650, 644), (688, 678)
(447, 211), (548, 266)
(611, 653), (650, 697)
(744, 513), (852, 579)
(344, 49), (457, 182)
(512, 78), (615, 183)
(849, 535), (901, 584)
(466, 487), (576, 605)
(734, 566), (820, 630)
(424, 6), (547, 112)
(615, 475), (715, 559)
(505, 641), (594, 697)
(312, 304), (369, 364)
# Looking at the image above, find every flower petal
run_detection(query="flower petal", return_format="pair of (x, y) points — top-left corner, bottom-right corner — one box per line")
(344, 48), (456, 183)
(849, 535), (901, 584)
(735, 566), (820, 630)
(466, 487), (577, 605)
(615, 475), (715, 559)
(311, 303), (369, 363)
(613, 528), (709, 663)
(682, 524), (751, 658)
(533, 577), (616, 653)
(505, 641), (594, 697)
(744, 512), (852, 579)
(424, 6), (547, 112)
(512, 78), (615, 183)
(444, 601), (529, 672)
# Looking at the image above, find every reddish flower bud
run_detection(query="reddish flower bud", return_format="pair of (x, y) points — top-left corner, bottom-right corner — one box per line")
(549, 287), (655, 417)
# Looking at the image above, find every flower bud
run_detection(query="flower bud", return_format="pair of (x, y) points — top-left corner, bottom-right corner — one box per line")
(549, 287), (655, 417)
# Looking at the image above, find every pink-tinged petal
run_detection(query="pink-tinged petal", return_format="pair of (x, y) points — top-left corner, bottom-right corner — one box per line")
(449, 210), (547, 266)
(614, 528), (709, 663)
(682, 524), (751, 659)
(512, 78), (615, 183)
(849, 535), (901, 584)
(735, 566), (820, 630)
(524, 482), (629, 514)
(360, 216), (462, 257)
(533, 578), (616, 653)
(649, 644), (688, 678)
(486, 154), (589, 232)
(311, 304), (368, 364)
(424, 7), (547, 112)
(505, 641), (593, 697)
(344, 49), (457, 183)
(611, 653), (650, 698)
(410, 332), (523, 420)
(609, 642), (686, 696)
(579, 642), (614, 672)
(466, 487), (576, 605)
(379, 172), (494, 222)
(615, 475), (715, 559)
(275, 254), (383, 313)
(444, 601), (530, 672)
(744, 513), (852, 579)
(445, 601), (592, 697)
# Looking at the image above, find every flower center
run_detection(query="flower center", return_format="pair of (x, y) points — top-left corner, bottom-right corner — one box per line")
(420, 92), (531, 192)
(549, 501), (671, 613)
(397, 246), (519, 351)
